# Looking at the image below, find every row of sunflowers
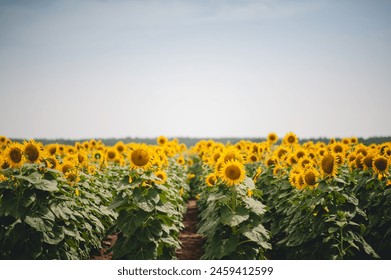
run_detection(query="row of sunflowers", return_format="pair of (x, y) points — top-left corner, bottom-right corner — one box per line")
(189, 132), (390, 259)
(0, 136), (190, 259)
(1, 133), (390, 259)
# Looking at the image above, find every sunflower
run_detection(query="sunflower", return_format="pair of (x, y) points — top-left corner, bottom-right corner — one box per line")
(0, 136), (8, 149)
(218, 159), (246, 187)
(355, 145), (368, 157)
(362, 154), (375, 171)
(65, 170), (80, 185)
(205, 173), (217, 187)
(3, 142), (24, 168)
(59, 159), (76, 174)
(156, 136), (168, 146)
(267, 132), (278, 144)
(129, 144), (153, 170)
(212, 150), (222, 164)
(77, 150), (88, 166)
(266, 156), (277, 167)
(0, 158), (10, 170)
(253, 166), (263, 181)
(0, 173), (8, 182)
(289, 169), (299, 188)
(298, 157), (314, 169)
(220, 147), (244, 163)
(355, 154), (365, 169)
(154, 170), (167, 184)
(46, 144), (58, 156)
(247, 153), (258, 163)
(106, 148), (119, 162)
(45, 157), (59, 169)
(92, 150), (105, 164)
(177, 156), (185, 165)
(283, 132), (298, 146)
(276, 147), (288, 159)
(295, 148), (307, 160)
(372, 155), (389, 179)
(303, 167), (320, 189)
(329, 142), (346, 154)
(320, 153), (338, 178)
(115, 141), (126, 154)
(23, 140), (43, 163)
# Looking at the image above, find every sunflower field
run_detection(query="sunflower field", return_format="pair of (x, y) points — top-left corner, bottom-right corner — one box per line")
(0, 133), (390, 260)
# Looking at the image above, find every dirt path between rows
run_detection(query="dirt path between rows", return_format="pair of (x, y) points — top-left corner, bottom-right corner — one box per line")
(92, 199), (203, 260)
(176, 199), (204, 260)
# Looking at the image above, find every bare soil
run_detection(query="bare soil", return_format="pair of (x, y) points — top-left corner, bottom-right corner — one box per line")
(91, 199), (204, 260)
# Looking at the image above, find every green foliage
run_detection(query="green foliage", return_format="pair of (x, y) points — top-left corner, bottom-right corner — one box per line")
(198, 177), (271, 260)
(0, 164), (117, 259)
(110, 160), (188, 260)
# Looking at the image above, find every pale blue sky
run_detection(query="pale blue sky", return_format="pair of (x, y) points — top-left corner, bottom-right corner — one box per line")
(1, 0), (390, 139)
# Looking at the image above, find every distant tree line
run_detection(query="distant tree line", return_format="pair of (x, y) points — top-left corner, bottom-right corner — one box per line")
(9, 136), (391, 147)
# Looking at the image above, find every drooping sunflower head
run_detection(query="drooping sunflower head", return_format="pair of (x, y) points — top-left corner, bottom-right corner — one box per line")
(218, 159), (246, 187)
(283, 132), (298, 146)
(3, 142), (24, 168)
(60, 159), (76, 174)
(23, 139), (43, 163)
(266, 156), (277, 167)
(45, 157), (59, 169)
(372, 155), (389, 177)
(267, 132), (278, 144)
(205, 173), (217, 187)
(129, 144), (153, 170)
(355, 154), (365, 169)
(276, 147), (288, 159)
(362, 154), (375, 170)
(65, 170), (80, 185)
(320, 153), (338, 177)
(46, 144), (58, 156)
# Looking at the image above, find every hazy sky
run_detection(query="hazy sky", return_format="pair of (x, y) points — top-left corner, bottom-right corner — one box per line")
(1, 0), (390, 140)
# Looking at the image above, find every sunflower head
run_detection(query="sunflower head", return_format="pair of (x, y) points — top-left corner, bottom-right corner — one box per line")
(355, 154), (364, 169)
(60, 159), (76, 174)
(45, 157), (59, 169)
(362, 154), (375, 170)
(115, 141), (126, 154)
(218, 159), (246, 187)
(106, 148), (119, 162)
(283, 132), (298, 145)
(177, 156), (185, 165)
(157, 136), (168, 146)
(247, 153), (258, 163)
(205, 173), (217, 187)
(372, 155), (389, 178)
(129, 144), (153, 170)
(320, 153), (338, 177)
(303, 167), (320, 189)
(267, 132), (278, 144)
(23, 140), (44, 163)
(3, 142), (24, 168)
(154, 170), (167, 184)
